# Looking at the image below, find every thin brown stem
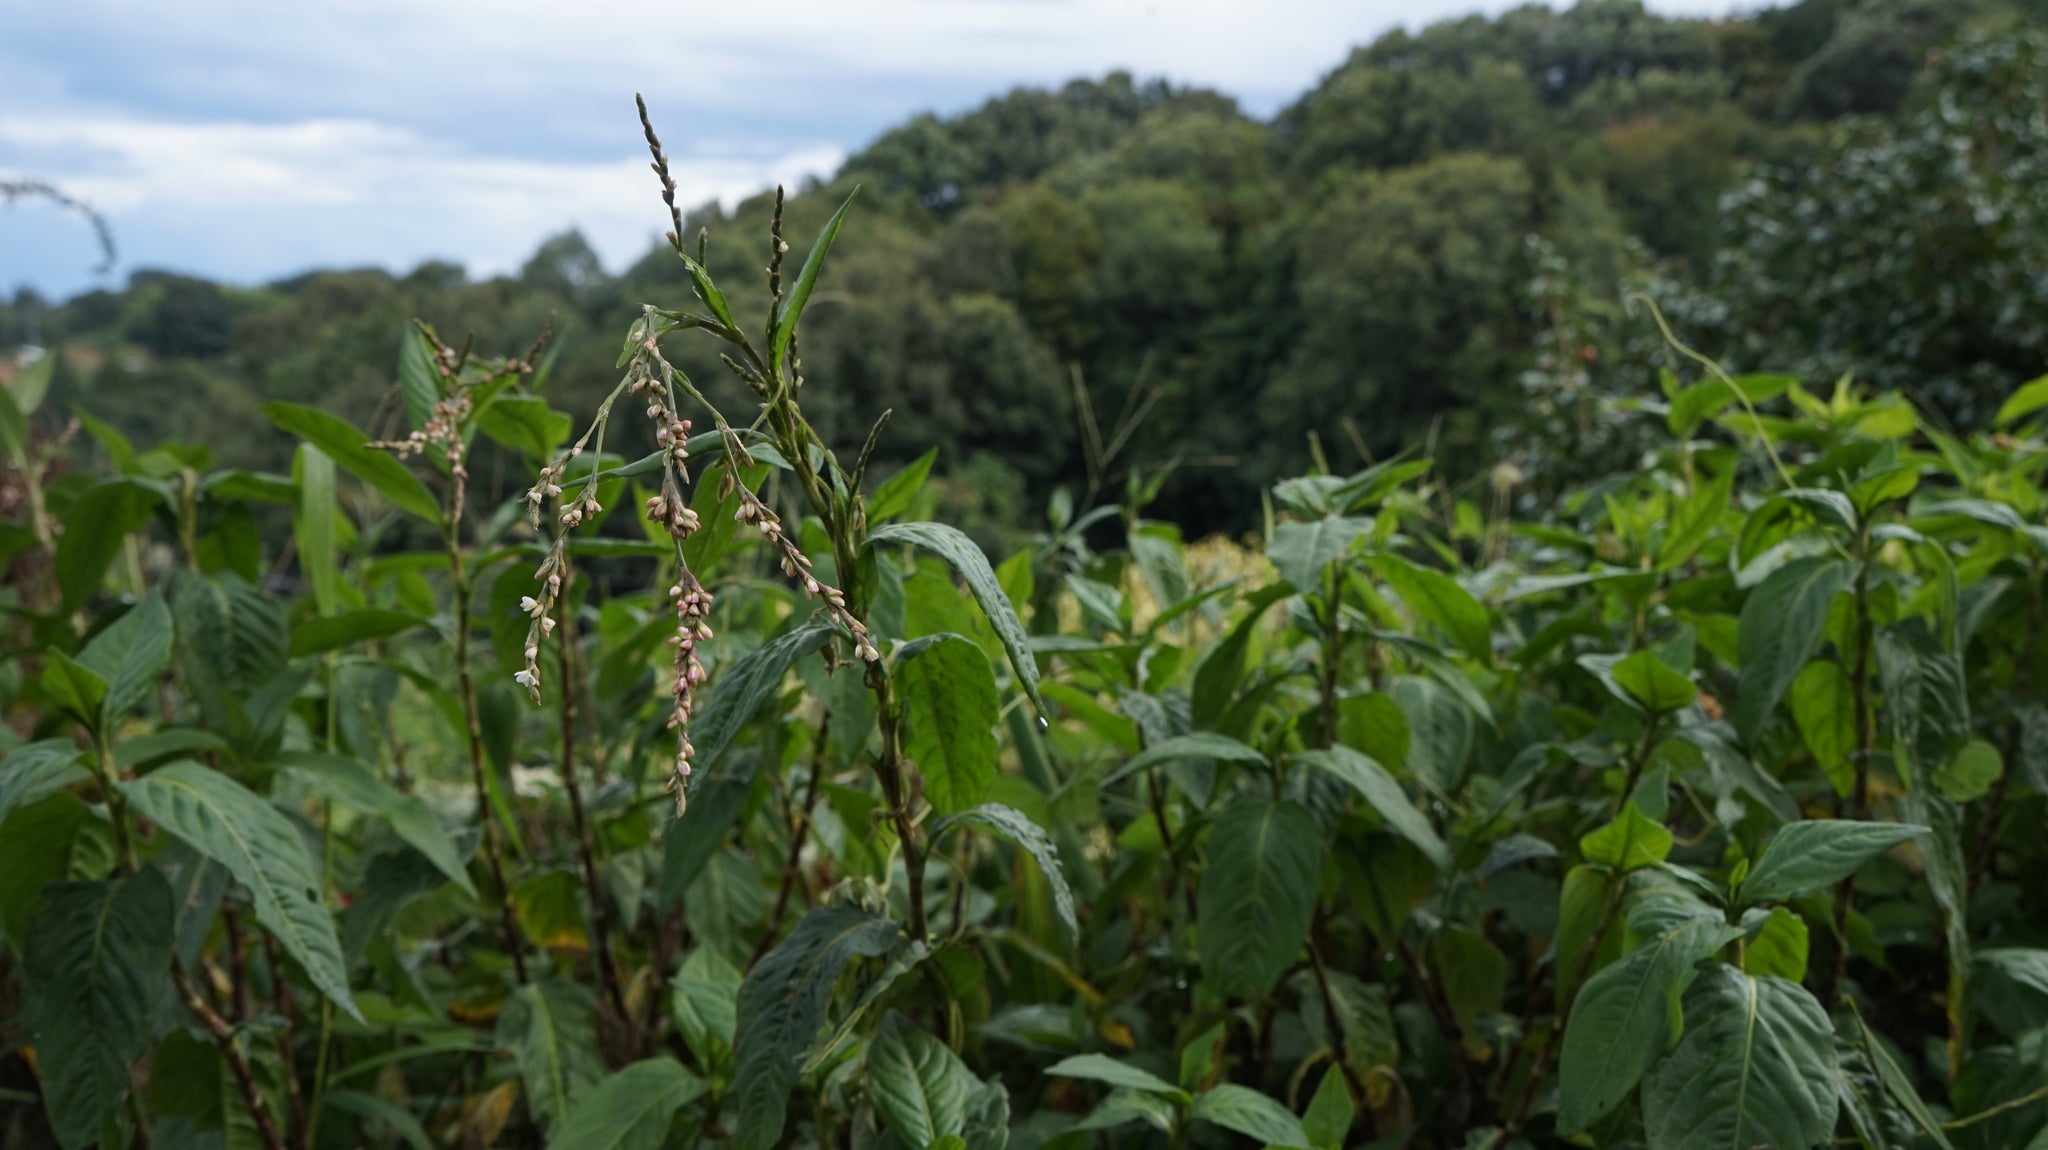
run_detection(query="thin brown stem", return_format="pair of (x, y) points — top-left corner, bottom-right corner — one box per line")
(752, 713), (830, 967)
(451, 553), (528, 984)
(223, 904), (253, 1021)
(1306, 926), (1370, 1122)
(174, 964), (286, 1150)
(556, 576), (627, 1024)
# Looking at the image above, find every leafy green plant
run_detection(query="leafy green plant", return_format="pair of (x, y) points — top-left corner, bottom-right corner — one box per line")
(5, 96), (2048, 1150)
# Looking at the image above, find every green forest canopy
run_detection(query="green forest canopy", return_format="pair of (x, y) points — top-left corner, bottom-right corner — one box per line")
(5, 0), (2046, 538)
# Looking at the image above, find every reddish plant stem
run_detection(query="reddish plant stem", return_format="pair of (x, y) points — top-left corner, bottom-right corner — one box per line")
(174, 964), (285, 1150)
(752, 713), (831, 968)
(555, 574), (628, 1025)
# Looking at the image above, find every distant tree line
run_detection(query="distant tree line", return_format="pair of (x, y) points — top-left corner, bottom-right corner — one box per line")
(5, 0), (2044, 538)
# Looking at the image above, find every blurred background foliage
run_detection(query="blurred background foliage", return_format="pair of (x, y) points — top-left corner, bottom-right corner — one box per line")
(5, 0), (2046, 541)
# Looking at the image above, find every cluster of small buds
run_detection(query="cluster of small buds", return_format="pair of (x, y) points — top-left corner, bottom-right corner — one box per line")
(644, 486), (701, 539)
(522, 459), (568, 527)
(661, 572), (716, 816)
(628, 367), (696, 474)
(513, 549), (566, 703)
(732, 495), (881, 664)
(371, 392), (473, 478)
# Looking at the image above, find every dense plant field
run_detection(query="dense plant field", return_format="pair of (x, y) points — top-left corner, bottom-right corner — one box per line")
(6, 115), (2048, 1150)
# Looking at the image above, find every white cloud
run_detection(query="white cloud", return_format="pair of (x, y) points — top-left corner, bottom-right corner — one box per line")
(0, 112), (843, 290)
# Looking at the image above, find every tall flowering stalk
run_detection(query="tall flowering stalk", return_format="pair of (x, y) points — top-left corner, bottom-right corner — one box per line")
(521, 315), (876, 815)
(369, 321), (546, 985)
(523, 95), (933, 938)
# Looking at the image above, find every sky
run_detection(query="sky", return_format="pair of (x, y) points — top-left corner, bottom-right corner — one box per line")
(1, 0), (1743, 302)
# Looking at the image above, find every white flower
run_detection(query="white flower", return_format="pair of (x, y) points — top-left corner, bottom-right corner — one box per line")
(513, 669), (538, 689)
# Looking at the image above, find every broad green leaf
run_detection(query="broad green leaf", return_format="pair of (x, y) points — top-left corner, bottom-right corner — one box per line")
(1191, 585), (1290, 723)
(513, 869), (590, 952)
(1292, 968), (1399, 1080)
(670, 948), (741, 1068)
(278, 752), (475, 896)
(688, 623), (833, 782)
(341, 845), (451, 963)
(1977, 949), (2048, 1003)
(1301, 1066), (1354, 1150)
(659, 775), (750, 907)
(1742, 907), (1809, 980)
(0, 794), (117, 946)
(932, 803), (1079, 945)
(1267, 516), (1370, 593)
(0, 375), (30, 464)
(1994, 373), (2048, 426)
(1198, 801), (1325, 998)
(476, 396), (572, 461)
(1934, 738), (2002, 803)
(1293, 746), (1448, 869)
(118, 762), (359, 1019)
(1845, 1006), (1956, 1150)
(868, 447), (938, 523)
(55, 477), (164, 607)
(1790, 661), (1855, 796)
(325, 1080), (434, 1145)
(770, 189), (857, 374)
(294, 443), (340, 616)
(545, 1058), (706, 1150)
(1877, 629), (1971, 785)
(1338, 691), (1410, 769)
(497, 979), (604, 1129)
(396, 322), (440, 431)
(9, 351), (53, 414)
(1579, 803), (1673, 872)
(1741, 490), (1857, 563)
(1072, 1089), (1178, 1134)
(1391, 675), (1473, 792)
(1435, 925), (1507, 1055)
(0, 740), (89, 826)
(963, 1079), (1011, 1150)
(1668, 373), (1795, 437)
(1735, 557), (1854, 744)
(1367, 553), (1490, 660)
(868, 1010), (977, 1147)
(1046, 1054), (1188, 1102)
(1557, 915), (1741, 1135)
(1640, 967), (1838, 1150)
(1610, 649), (1697, 713)
(170, 572), (294, 762)
(76, 594), (174, 730)
(22, 869), (173, 1150)
(1555, 869), (1623, 1011)
(732, 907), (901, 1150)
(866, 522), (1044, 715)
(1737, 820), (1927, 907)
(263, 402), (441, 523)
(1179, 1022), (1227, 1092)
(1104, 731), (1267, 786)
(1657, 465), (1735, 568)
(40, 653), (108, 728)
(898, 634), (1000, 813)
(1189, 1084), (1310, 1148)
(326, 1090), (435, 1150)
(288, 608), (424, 656)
